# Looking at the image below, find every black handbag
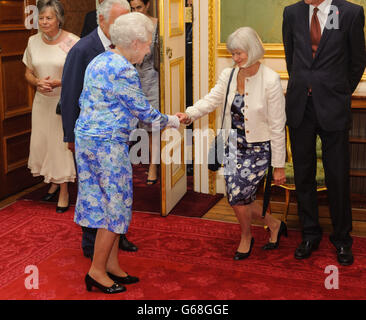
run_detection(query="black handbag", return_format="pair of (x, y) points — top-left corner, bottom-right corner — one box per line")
(208, 68), (235, 171)
(56, 100), (61, 115)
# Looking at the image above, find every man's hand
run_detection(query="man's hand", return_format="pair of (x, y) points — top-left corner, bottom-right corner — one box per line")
(67, 142), (75, 153)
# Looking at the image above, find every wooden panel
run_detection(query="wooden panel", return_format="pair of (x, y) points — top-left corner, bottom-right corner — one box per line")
(3, 113), (31, 135)
(350, 169), (366, 177)
(1, 55), (30, 117)
(0, 0), (25, 26)
(61, 0), (97, 36)
(352, 96), (366, 109)
(350, 102), (366, 194)
(0, 1), (38, 200)
(350, 110), (366, 140)
(0, 30), (30, 55)
(350, 177), (366, 194)
(4, 131), (31, 173)
(0, 166), (42, 198)
(350, 144), (366, 168)
(350, 137), (366, 143)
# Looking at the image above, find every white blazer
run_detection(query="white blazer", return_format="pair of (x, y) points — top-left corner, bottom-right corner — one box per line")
(186, 64), (286, 168)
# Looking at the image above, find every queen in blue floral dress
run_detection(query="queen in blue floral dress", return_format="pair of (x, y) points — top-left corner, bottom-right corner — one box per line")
(74, 50), (175, 235)
(75, 12), (181, 295)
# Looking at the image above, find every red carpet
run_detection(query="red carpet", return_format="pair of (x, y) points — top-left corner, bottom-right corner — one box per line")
(21, 164), (223, 217)
(1, 200), (366, 300)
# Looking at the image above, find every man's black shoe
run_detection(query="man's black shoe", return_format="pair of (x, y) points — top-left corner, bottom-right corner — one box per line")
(83, 251), (93, 260)
(187, 165), (194, 176)
(337, 246), (354, 266)
(294, 240), (319, 259)
(119, 235), (138, 252)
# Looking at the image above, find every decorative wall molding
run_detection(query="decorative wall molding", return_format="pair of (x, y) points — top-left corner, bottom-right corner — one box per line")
(208, 0), (216, 195)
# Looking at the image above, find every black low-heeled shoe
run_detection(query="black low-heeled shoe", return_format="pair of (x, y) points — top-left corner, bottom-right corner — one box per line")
(56, 203), (69, 213)
(85, 274), (126, 294)
(146, 179), (158, 185)
(262, 221), (288, 250)
(234, 237), (254, 260)
(107, 272), (139, 285)
(42, 186), (60, 202)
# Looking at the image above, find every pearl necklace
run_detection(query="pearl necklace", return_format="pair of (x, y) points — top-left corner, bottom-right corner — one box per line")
(43, 29), (62, 42)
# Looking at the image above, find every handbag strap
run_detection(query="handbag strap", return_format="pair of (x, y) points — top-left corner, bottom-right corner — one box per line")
(220, 68), (235, 130)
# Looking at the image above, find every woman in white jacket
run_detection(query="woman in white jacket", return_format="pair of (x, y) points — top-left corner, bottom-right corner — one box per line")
(177, 27), (287, 260)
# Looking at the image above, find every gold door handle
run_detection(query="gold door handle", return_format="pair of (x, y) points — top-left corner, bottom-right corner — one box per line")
(166, 47), (173, 59)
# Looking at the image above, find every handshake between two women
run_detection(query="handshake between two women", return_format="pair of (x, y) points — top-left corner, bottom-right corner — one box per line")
(164, 113), (191, 129)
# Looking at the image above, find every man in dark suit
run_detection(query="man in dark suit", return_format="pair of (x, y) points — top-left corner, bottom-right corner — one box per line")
(282, 0), (366, 266)
(80, 0), (103, 38)
(81, 10), (97, 38)
(60, 0), (138, 259)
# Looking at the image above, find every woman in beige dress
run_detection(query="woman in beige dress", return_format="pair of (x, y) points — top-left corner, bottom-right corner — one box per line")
(23, 0), (79, 212)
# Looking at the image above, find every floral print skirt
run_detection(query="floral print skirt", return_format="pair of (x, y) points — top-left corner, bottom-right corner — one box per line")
(224, 133), (270, 206)
(74, 133), (133, 234)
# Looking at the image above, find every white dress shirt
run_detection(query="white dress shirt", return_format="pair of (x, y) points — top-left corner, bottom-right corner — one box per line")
(309, 0), (333, 34)
(97, 26), (112, 51)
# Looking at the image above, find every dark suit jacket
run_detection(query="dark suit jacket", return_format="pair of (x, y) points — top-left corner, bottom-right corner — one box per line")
(282, 0), (366, 131)
(81, 10), (97, 38)
(60, 29), (104, 142)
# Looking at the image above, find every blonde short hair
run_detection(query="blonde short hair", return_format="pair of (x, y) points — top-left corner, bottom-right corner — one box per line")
(226, 27), (265, 67)
(110, 12), (154, 48)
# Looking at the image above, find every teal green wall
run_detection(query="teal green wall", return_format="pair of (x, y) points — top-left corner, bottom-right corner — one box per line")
(220, 0), (366, 43)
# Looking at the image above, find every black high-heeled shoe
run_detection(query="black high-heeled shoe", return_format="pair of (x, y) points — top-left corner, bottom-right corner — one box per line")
(234, 237), (254, 260)
(85, 274), (126, 294)
(262, 221), (288, 250)
(42, 186), (60, 202)
(107, 272), (139, 285)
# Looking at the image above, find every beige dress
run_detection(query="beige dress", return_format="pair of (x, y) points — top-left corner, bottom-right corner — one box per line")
(23, 32), (79, 184)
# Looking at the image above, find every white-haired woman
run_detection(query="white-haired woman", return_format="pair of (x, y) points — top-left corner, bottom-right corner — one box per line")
(74, 12), (180, 294)
(23, 0), (79, 212)
(177, 27), (287, 260)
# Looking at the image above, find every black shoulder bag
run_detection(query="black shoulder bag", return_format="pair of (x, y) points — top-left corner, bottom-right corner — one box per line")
(208, 68), (235, 171)
(56, 100), (61, 115)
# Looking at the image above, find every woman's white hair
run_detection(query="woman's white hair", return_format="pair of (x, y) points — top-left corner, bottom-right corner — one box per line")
(226, 27), (265, 67)
(97, 0), (131, 25)
(110, 12), (154, 49)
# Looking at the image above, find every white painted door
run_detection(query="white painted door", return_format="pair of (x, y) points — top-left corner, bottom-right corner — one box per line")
(159, 0), (187, 216)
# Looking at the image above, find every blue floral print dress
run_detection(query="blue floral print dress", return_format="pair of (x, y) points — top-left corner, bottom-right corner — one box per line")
(224, 93), (270, 206)
(74, 51), (168, 234)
